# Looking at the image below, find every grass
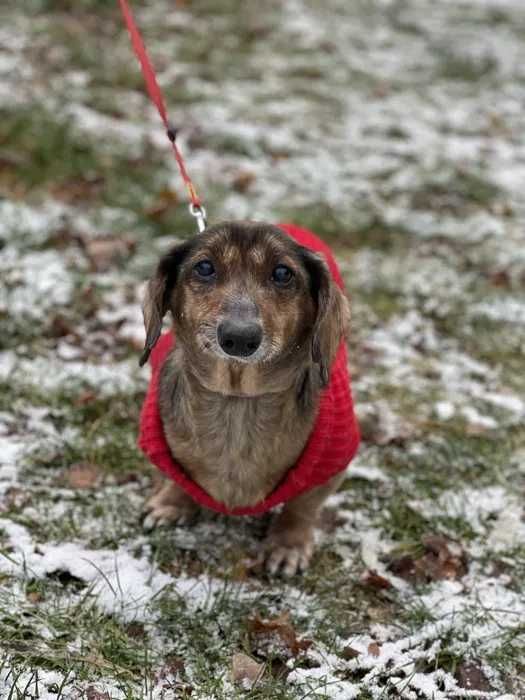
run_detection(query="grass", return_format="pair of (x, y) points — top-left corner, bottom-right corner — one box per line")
(436, 50), (498, 83)
(278, 203), (412, 252)
(0, 578), (161, 695)
(0, 105), (160, 216)
(410, 168), (502, 213)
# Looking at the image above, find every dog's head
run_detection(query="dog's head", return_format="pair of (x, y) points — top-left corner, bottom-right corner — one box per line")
(141, 221), (349, 396)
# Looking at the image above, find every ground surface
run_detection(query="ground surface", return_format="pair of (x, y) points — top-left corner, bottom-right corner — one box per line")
(0, 0), (524, 698)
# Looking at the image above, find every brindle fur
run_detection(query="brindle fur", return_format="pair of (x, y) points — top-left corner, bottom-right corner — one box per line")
(142, 221), (350, 575)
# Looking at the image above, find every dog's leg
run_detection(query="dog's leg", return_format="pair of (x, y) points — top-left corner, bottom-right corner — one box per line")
(264, 472), (346, 576)
(143, 478), (198, 530)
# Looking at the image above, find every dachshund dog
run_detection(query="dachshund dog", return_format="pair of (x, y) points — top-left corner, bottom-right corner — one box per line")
(139, 221), (358, 576)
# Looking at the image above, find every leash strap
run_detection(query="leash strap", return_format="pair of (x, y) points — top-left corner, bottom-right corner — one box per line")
(118, 0), (207, 231)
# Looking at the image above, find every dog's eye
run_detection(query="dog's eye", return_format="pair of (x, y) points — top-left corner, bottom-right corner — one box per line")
(271, 264), (294, 286)
(194, 260), (215, 278)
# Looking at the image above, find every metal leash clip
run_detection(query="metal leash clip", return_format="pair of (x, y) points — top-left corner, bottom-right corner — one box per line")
(189, 202), (207, 233)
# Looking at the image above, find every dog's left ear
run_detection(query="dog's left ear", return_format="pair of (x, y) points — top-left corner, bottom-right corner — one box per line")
(140, 241), (193, 367)
(301, 249), (350, 386)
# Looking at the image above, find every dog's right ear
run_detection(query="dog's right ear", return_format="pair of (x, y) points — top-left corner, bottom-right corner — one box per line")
(300, 248), (350, 387)
(140, 241), (193, 367)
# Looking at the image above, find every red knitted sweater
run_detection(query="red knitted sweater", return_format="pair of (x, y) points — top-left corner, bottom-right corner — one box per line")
(138, 224), (360, 515)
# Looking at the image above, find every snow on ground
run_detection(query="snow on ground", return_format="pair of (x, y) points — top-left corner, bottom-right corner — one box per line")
(0, 0), (524, 697)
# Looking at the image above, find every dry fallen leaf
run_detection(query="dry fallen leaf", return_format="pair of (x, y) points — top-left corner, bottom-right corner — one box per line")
(81, 236), (136, 273)
(125, 622), (146, 639)
(421, 534), (468, 580)
(359, 401), (415, 446)
(86, 688), (111, 700)
(64, 463), (101, 490)
(26, 590), (43, 604)
(341, 645), (360, 660)
(2, 486), (30, 511)
(155, 654), (186, 682)
(360, 569), (392, 591)
(232, 170), (256, 193)
(387, 554), (418, 580)
(145, 188), (179, 219)
(388, 534), (468, 583)
(47, 314), (77, 339)
(231, 652), (264, 687)
(455, 661), (493, 692)
(51, 176), (104, 204)
(74, 391), (97, 407)
(367, 642), (381, 657)
(248, 611), (312, 656)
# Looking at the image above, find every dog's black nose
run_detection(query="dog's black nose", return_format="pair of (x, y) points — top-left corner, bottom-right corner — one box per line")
(218, 320), (262, 357)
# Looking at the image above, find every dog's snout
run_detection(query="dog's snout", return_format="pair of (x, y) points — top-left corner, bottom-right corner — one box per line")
(218, 320), (262, 358)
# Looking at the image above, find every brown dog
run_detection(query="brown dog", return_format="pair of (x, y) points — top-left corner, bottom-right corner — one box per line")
(140, 221), (355, 576)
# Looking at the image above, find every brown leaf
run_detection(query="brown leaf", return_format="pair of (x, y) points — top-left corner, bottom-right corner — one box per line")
(81, 236), (136, 272)
(341, 646), (360, 660)
(125, 622), (146, 639)
(48, 315), (77, 339)
(232, 170), (256, 193)
(155, 654), (185, 682)
(488, 269), (511, 288)
(420, 535), (468, 580)
(268, 148), (291, 161)
(360, 569), (392, 590)
(145, 188), (179, 219)
(74, 391), (97, 407)
(51, 176), (104, 204)
(372, 81), (390, 98)
(27, 590), (43, 604)
(388, 554), (419, 581)
(64, 463), (101, 490)
(248, 611), (312, 656)
(367, 642), (381, 657)
(231, 652), (264, 687)
(114, 472), (140, 486)
(388, 535), (468, 583)
(359, 401), (414, 446)
(455, 661), (493, 692)
(266, 658), (290, 680)
(164, 655), (185, 675)
(2, 487), (30, 511)
(86, 688), (111, 700)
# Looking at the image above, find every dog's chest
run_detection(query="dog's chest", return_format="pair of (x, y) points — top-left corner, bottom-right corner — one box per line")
(161, 387), (315, 510)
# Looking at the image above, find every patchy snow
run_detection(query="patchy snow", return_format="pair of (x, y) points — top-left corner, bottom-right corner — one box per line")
(0, 353), (142, 395)
(0, 200), (70, 245)
(460, 405), (498, 430)
(0, 668), (71, 700)
(0, 436), (25, 497)
(0, 249), (73, 318)
(435, 401), (456, 420)
(346, 463), (389, 483)
(411, 486), (525, 552)
(472, 298), (525, 325)
(0, 519), (222, 623)
(290, 576), (523, 699)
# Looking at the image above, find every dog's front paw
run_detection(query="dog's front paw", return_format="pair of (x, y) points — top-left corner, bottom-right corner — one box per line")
(142, 504), (196, 530)
(264, 528), (315, 577)
(142, 481), (198, 530)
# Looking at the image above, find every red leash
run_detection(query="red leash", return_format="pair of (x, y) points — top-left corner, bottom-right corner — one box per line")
(118, 0), (206, 231)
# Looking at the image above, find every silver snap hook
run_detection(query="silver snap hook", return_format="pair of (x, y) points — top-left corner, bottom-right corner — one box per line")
(189, 203), (207, 234)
